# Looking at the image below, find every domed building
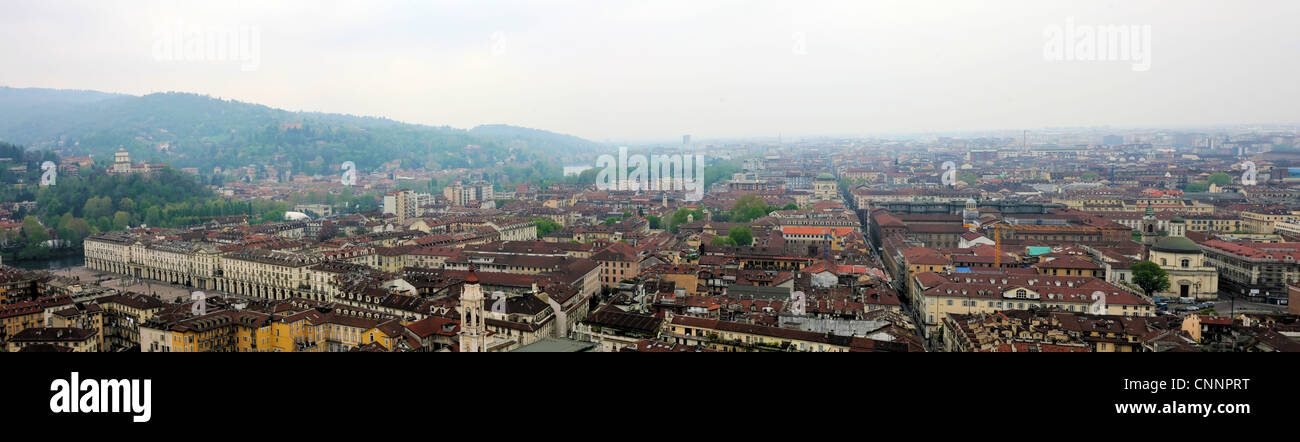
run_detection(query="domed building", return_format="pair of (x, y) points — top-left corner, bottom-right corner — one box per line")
(813, 173), (839, 202)
(1146, 218), (1218, 300)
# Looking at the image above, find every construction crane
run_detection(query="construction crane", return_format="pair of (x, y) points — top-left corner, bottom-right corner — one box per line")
(979, 223), (1005, 268)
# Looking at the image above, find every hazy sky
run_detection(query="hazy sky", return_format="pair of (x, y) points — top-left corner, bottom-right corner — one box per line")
(2, 0), (1298, 142)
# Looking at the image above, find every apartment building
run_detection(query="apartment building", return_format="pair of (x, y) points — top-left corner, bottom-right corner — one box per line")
(1200, 239), (1300, 299)
(215, 249), (321, 300)
(910, 271), (1154, 339)
(443, 180), (494, 206)
(6, 327), (99, 352)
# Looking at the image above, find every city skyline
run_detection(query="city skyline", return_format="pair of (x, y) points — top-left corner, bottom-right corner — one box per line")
(4, 1), (1297, 432)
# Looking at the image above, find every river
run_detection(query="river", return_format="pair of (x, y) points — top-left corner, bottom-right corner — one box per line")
(8, 253), (84, 270)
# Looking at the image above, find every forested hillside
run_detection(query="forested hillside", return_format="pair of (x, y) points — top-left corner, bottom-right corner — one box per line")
(0, 88), (607, 177)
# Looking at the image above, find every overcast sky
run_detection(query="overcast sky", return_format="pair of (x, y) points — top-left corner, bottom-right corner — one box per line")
(2, 0), (1297, 143)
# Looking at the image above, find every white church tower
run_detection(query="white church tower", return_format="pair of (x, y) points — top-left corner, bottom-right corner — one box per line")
(458, 266), (486, 352)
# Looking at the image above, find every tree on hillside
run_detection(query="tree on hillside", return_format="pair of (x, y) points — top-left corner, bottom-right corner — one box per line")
(83, 196), (113, 219)
(19, 215), (51, 259)
(56, 215), (93, 247)
(113, 211), (131, 230)
(21, 216), (49, 244)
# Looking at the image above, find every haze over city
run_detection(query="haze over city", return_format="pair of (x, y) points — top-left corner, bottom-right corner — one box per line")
(3, 0), (1298, 142)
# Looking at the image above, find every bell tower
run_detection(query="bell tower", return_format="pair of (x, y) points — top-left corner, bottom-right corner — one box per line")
(458, 266), (486, 352)
(1168, 217), (1186, 238)
(1140, 205), (1158, 261)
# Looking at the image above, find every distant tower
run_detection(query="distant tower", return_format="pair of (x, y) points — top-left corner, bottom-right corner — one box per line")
(458, 266), (486, 352)
(962, 198), (979, 230)
(112, 148), (131, 174)
(682, 134), (691, 146)
(1140, 205), (1158, 261)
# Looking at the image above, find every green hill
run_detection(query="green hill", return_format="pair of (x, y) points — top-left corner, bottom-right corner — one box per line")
(470, 124), (606, 153)
(0, 87), (606, 176)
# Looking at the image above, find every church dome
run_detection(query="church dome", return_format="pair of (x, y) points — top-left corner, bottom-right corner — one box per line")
(1152, 236), (1201, 254)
